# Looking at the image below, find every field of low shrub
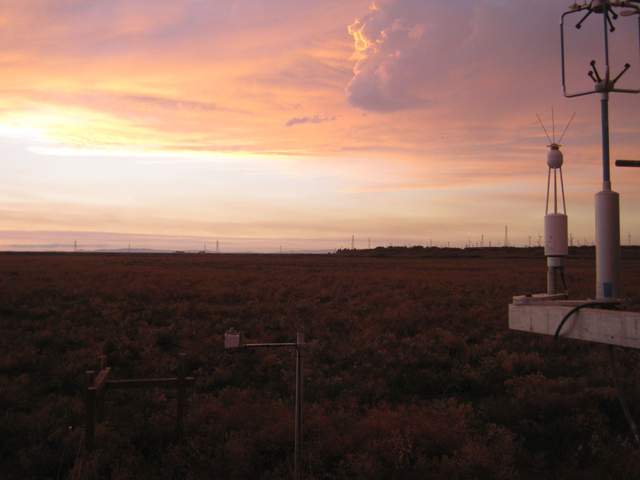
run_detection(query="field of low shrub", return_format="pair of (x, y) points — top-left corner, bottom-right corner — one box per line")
(1, 251), (640, 479)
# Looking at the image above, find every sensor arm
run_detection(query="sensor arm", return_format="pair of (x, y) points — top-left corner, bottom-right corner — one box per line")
(565, 89), (601, 98)
(616, 159), (640, 167)
(612, 87), (640, 92)
(561, 6), (640, 96)
(576, 9), (594, 29)
(606, 11), (617, 31)
(591, 60), (603, 82)
(561, 9), (600, 97)
(611, 63), (631, 85)
(561, 10), (574, 97)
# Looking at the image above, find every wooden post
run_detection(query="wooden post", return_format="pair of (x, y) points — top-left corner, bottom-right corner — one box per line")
(96, 357), (106, 421)
(176, 353), (187, 441)
(85, 370), (96, 452)
(82, 355), (194, 451)
(96, 391), (105, 422)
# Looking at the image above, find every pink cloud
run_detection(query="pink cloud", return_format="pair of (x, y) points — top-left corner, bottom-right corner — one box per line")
(346, 0), (476, 111)
(286, 115), (336, 127)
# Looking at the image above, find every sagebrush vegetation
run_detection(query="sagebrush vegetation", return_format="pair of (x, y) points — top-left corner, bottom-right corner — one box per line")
(1, 251), (640, 479)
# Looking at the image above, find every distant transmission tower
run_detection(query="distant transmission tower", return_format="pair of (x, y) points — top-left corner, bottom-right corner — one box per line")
(216, 240), (220, 253)
(481, 234), (485, 248)
(504, 226), (509, 247)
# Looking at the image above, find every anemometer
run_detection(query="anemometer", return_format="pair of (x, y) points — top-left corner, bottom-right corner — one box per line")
(510, 1), (640, 349)
(562, 0), (640, 299)
(508, 1), (640, 444)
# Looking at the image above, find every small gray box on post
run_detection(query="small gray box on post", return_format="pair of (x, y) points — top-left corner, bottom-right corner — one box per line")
(224, 330), (243, 349)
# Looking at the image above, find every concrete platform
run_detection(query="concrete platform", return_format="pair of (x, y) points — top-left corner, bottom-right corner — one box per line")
(509, 301), (640, 349)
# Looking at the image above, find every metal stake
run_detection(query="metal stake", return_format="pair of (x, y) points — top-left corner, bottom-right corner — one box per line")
(294, 331), (304, 480)
(225, 328), (305, 480)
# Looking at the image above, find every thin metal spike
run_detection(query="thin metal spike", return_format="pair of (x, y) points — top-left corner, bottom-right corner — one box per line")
(552, 106), (556, 143)
(554, 168), (558, 214)
(559, 167), (567, 215)
(558, 112), (576, 144)
(546, 168), (551, 215)
(536, 114), (553, 144)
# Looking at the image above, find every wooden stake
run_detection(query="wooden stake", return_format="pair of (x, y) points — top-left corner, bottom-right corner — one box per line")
(176, 353), (187, 441)
(85, 370), (96, 452)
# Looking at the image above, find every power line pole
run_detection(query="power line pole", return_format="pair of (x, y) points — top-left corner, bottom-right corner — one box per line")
(216, 240), (220, 253)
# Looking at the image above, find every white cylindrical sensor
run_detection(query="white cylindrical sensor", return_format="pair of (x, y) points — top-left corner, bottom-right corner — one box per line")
(544, 214), (568, 257)
(595, 190), (620, 300)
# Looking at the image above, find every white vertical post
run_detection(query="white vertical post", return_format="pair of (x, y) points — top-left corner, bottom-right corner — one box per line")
(596, 190), (620, 299)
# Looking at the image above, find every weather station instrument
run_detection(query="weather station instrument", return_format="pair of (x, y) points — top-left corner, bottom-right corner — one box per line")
(224, 329), (305, 480)
(510, 0), (640, 349)
(538, 111), (574, 298)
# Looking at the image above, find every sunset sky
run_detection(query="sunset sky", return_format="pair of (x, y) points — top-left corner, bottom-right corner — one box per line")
(1, 0), (639, 252)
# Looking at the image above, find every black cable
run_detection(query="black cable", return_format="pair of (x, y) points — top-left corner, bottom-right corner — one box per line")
(554, 302), (618, 339)
(608, 345), (640, 447)
(554, 302), (640, 447)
